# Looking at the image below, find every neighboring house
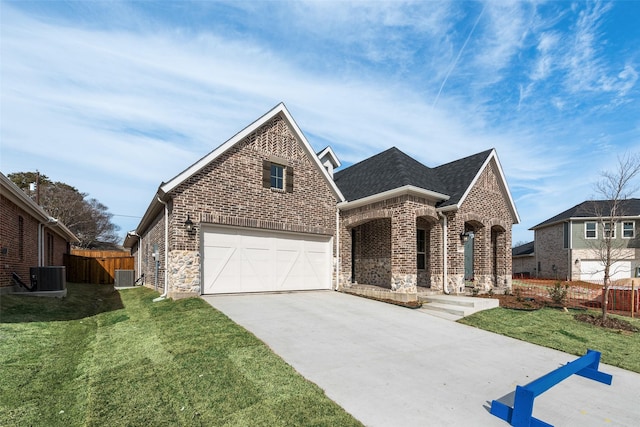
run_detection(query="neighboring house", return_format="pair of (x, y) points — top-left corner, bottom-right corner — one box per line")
(512, 241), (535, 278)
(0, 172), (79, 292)
(530, 199), (640, 281)
(124, 103), (519, 298)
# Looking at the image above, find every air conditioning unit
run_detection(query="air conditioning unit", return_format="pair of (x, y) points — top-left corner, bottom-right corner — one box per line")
(30, 266), (66, 291)
(115, 270), (135, 287)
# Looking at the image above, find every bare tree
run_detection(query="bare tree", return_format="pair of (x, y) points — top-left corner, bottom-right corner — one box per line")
(591, 152), (640, 320)
(8, 171), (121, 248)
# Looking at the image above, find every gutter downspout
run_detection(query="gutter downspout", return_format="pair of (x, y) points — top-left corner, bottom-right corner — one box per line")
(438, 212), (450, 294)
(335, 207), (340, 291)
(153, 196), (169, 302)
(128, 231), (143, 283)
(38, 223), (43, 266)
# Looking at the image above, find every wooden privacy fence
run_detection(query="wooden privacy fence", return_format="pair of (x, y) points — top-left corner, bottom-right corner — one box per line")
(64, 253), (134, 285)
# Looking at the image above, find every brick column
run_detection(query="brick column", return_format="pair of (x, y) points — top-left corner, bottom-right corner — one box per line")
(391, 205), (417, 292)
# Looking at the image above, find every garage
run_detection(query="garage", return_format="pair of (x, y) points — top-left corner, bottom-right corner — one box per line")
(202, 226), (333, 294)
(579, 260), (632, 282)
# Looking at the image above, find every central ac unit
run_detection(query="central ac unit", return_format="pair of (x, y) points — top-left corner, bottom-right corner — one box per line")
(115, 270), (135, 287)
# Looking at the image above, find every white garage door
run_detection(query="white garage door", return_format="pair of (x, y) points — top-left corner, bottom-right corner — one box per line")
(579, 260), (632, 282)
(202, 226), (333, 294)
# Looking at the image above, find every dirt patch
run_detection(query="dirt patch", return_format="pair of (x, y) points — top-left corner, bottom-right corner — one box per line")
(476, 293), (545, 310)
(574, 313), (639, 332)
(342, 290), (423, 309)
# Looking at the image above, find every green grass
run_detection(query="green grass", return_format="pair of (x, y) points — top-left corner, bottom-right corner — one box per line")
(459, 307), (640, 373)
(0, 284), (362, 427)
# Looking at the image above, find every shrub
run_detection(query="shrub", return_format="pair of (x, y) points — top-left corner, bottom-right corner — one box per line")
(548, 281), (569, 305)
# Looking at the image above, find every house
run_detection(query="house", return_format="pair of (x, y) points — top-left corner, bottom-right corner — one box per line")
(0, 172), (79, 293)
(124, 103), (519, 299)
(530, 199), (640, 281)
(512, 241), (535, 278)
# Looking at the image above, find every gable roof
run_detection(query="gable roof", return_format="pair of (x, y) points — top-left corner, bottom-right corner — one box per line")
(334, 147), (519, 223)
(512, 241), (534, 257)
(334, 147), (448, 202)
(433, 149), (493, 208)
(0, 172), (79, 243)
(531, 199), (640, 230)
(130, 103), (345, 237)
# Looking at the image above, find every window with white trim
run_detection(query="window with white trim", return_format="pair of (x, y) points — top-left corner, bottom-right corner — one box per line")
(623, 221), (635, 239)
(585, 222), (596, 239)
(603, 222), (615, 239)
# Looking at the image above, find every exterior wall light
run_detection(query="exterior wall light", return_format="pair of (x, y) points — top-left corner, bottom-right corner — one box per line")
(460, 231), (474, 243)
(184, 214), (195, 234)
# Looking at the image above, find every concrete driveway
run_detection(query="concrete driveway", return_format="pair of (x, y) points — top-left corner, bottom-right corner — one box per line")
(202, 291), (640, 427)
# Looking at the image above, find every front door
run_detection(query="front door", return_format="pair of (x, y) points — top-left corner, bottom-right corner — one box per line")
(464, 233), (474, 281)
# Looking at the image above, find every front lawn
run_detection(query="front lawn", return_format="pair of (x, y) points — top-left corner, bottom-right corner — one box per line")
(0, 284), (362, 427)
(459, 307), (640, 373)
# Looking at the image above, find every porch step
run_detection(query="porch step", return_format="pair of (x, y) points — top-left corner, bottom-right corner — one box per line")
(418, 295), (499, 320)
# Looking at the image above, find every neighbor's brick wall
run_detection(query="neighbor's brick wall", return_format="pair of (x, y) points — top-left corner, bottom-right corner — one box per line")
(1, 194), (39, 287)
(159, 114), (338, 295)
(534, 224), (566, 279)
(0, 194), (69, 288)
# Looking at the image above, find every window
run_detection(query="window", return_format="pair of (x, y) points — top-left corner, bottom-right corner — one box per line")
(417, 229), (426, 270)
(585, 222), (596, 239)
(563, 222), (569, 249)
(270, 164), (284, 190)
(262, 160), (293, 193)
(603, 222), (615, 239)
(623, 221), (635, 239)
(47, 232), (54, 265)
(18, 216), (24, 261)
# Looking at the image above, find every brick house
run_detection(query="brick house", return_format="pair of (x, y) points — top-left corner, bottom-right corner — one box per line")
(531, 199), (640, 281)
(0, 172), (78, 293)
(512, 241), (535, 278)
(124, 103), (519, 299)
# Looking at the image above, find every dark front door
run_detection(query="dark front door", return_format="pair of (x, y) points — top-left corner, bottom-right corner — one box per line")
(464, 234), (474, 281)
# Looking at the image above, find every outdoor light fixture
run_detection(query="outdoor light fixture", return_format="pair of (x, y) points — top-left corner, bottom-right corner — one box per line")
(460, 231), (474, 243)
(184, 214), (195, 234)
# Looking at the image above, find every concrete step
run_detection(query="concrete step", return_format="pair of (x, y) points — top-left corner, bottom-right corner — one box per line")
(418, 295), (499, 320)
(417, 307), (463, 321)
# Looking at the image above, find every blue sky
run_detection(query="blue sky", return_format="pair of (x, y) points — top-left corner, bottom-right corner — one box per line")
(1, 0), (639, 245)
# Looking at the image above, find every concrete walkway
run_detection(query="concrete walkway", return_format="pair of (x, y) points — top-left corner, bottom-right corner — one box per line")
(202, 291), (640, 427)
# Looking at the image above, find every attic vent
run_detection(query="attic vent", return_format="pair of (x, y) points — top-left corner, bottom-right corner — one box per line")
(115, 270), (135, 287)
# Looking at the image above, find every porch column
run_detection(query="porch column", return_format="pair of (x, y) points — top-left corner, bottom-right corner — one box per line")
(390, 206), (417, 292)
(476, 226), (492, 290)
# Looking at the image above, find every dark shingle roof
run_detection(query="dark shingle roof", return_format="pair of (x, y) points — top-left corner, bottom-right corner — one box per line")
(333, 147), (493, 205)
(433, 149), (493, 207)
(512, 241), (534, 257)
(333, 147), (448, 201)
(531, 199), (640, 229)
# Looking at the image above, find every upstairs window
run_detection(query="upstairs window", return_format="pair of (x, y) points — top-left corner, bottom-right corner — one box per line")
(603, 222), (615, 239)
(585, 222), (596, 239)
(262, 160), (293, 193)
(270, 164), (284, 190)
(623, 221), (635, 239)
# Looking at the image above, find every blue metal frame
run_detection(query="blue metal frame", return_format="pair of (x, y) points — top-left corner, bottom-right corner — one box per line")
(490, 349), (612, 427)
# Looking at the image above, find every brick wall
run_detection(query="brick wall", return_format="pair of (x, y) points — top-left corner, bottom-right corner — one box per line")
(137, 113), (338, 297)
(447, 158), (514, 292)
(535, 224), (566, 279)
(353, 218), (391, 287)
(0, 194), (69, 288)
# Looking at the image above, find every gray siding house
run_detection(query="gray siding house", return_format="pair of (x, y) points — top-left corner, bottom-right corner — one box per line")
(531, 199), (640, 281)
